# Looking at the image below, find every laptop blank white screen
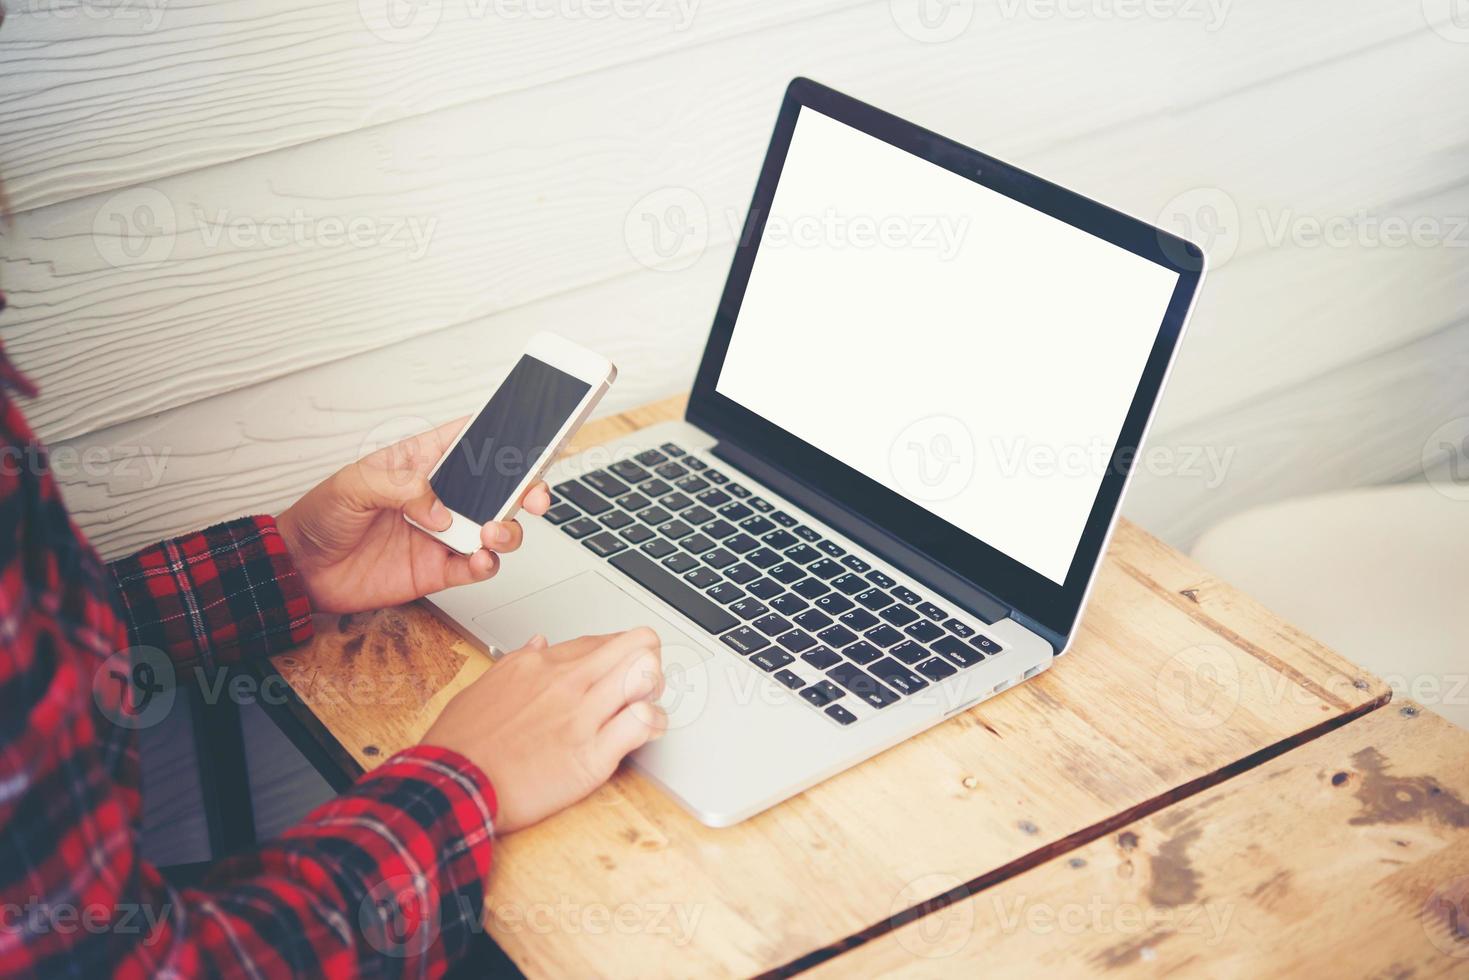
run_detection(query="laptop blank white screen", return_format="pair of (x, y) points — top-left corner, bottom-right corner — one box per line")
(715, 107), (1180, 585)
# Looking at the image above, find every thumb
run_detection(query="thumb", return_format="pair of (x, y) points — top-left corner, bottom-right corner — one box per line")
(399, 476), (453, 531)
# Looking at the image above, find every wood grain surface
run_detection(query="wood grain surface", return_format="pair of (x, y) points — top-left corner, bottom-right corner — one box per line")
(815, 700), (1469, 977)
(268, 396), (1394, 977)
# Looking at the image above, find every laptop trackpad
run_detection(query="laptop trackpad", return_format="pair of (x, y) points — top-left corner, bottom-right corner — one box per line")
(472, 569), (713, 673)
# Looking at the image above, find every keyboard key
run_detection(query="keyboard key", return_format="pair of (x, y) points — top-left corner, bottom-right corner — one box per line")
(777, 630), (816, 654)
(747, 578), (783, 600)
(718, 501), (753, 520)
(817, 624), (857, 648)
(832, 574), (867, 595)
(825, 704), (858, 726)
(762, 529), (797, 550)
(684, 456), (707, 471)
(659, 442), (685, 457)
(916, 657), (958, 681)
(555, 480), (612, 515)
(675, 476), (709, 494)
(792, 578), (830, 600)
(751, 649), (795, 672)
(869, 657), (928, 695)
(865, 569), (897, 589)
(562, 518), (599, 539)
(697, 488), (731, 507)
(680, 533), (715, 555)
(945, 619), (975, 639)
(725, 482), (752, 498)
(768, 562), (805, 584)
(600, 510), (634, 530)
(609, 459), (651, 484)
(740, 515), (775, 536)
(841, 555), (871, 573)
(839, 609), (878, 631)
(730, 599), (769, 621)
(658, 520), (693, 540)
(706, 581), (744, 603)
(655, 462), (689, 480)
(771, 511), (798, 527)
(933, 636), (984, 668)
(801, 646), (841, 670)
(783, 544), (821, 565)
(881, 604), (919, 627)
(795, 609), (833, 631)
(801, 681), (844, 708)
(701, 519), (737, 540)
(634, 449), (668, 467)
(841, 642), (882, 666)
(891, 640), (929, 665)
(641, 539), (676, 559)
(773, 668), (805, 691)
(544, 503), (579, 525)
(725, 534), (759, 554)
(817, 540), (846, 558)
(721, 627), (768, 655)
(662, 553), (698, 574)
(769, 593), (808, 615)
(746, 548), (781, 569)
(682, 505), (715, 526)
(687, 567), (722, 590)
(904, 619), (944, 643)
(917, 601), (948, 622)
(748, 497), (774, 513)
(659, 492), (693, 511)
(583, 470), (630, 498)
(891, 586), (921, 605)
(856, 588), (895, 611)
(827, 661), (899, 708)
(704, 469), (729, 484)
(701, 548), (737, 569)
(752, 614), (792, 637)
(815, 593), (855, 615)
(639, 478), (672, 497)
(863, 625), (904, 648)
(725, 563), (760, 584)
(616, 491), (651, 512)
(809, 558), (845, 580)
(969, 635), (1004, 655)
(638, 506), (671, 526)
(583, 532), (627, 557)
(793, 525), (821, 542)
(620, 524), (655, 544)
(609, 551), (738, 635)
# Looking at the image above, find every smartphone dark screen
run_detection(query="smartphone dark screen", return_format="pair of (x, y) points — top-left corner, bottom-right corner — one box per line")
(431, 355), (592, 523)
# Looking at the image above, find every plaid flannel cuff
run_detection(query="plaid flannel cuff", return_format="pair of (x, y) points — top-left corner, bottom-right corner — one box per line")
(109, 515), (314, 669)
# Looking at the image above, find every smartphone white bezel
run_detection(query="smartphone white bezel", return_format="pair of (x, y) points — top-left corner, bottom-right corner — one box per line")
(405, 331), (618, 556)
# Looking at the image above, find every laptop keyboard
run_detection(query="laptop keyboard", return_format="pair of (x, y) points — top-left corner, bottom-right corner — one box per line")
(545, 442), (1005, 727)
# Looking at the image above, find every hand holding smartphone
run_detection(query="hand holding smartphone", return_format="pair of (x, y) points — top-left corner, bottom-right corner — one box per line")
(407, 332), (617, 555)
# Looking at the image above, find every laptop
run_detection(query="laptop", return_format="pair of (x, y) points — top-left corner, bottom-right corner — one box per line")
(429, 78), (1206, 827)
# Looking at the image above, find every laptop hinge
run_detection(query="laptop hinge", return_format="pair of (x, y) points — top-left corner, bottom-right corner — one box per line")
(711, 439), (1017, 629)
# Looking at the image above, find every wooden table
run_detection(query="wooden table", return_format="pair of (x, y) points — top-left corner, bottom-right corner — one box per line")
(264, 396), (1467, 977)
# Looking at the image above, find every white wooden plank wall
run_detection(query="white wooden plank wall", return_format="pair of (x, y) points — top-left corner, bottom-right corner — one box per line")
(2, 0), (1466, 560)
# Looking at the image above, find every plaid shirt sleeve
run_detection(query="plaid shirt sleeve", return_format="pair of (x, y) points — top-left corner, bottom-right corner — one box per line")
(0, 346), (500, 978)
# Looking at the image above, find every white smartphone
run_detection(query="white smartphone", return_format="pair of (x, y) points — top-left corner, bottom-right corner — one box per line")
(406, 332), (617, 555)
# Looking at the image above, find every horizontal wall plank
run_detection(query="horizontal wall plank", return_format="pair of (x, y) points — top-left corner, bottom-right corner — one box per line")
(2, 2), (1446, 446)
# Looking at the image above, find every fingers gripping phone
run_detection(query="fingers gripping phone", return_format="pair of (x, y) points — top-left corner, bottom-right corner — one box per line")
(407, 332), (617, 555)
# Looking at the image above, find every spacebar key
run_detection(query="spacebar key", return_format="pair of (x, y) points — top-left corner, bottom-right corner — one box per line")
(609, 551), (739, 635)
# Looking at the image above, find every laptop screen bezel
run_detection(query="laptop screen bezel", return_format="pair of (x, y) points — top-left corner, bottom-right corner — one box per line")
(687, 78), (1205, 638)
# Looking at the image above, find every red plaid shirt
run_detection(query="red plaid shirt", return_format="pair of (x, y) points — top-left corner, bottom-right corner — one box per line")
(0, 341), (497, 977)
